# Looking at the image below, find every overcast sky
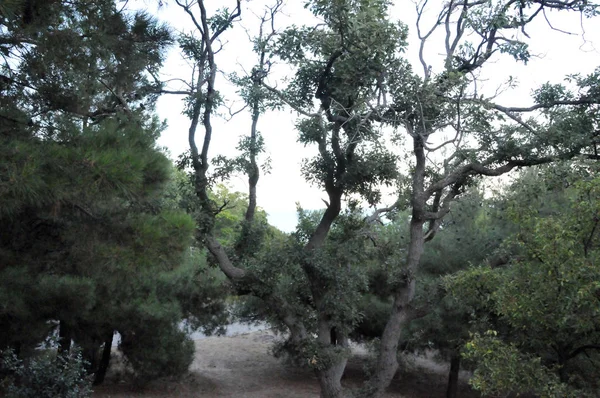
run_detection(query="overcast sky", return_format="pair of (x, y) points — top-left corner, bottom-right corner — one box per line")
(143, 1), (600, 232)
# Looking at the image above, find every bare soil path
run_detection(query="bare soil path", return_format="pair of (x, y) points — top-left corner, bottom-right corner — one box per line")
(93, 330), (478, 398)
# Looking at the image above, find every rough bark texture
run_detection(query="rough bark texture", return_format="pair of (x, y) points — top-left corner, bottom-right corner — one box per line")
(307, 193), (346, 398)
(315, 320), (349, 398)
(317, 360), (349, 398)
(446, 353), (460, 398)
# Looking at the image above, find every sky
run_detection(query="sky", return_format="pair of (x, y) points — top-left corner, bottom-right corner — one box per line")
(141, 0), (600, 232)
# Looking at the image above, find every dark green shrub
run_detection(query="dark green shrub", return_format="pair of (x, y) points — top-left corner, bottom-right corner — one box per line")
(119, 323), (194, 383)
(1, 348), (92, 398)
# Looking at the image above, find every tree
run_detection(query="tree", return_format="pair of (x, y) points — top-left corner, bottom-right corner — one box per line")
(164, 0), (600, 397)
(345, 188), (512, 397)
(447, 163), (600, 397)
(399, 188), (512, 398)
(0, 0), (227, 385)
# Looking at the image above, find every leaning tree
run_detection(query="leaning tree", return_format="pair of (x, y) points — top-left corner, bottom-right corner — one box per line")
(163, 0), (600, 396)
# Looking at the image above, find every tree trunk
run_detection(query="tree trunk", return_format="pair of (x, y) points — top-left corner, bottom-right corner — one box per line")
(316, 358), (348, 398)
(312, 317), (350, 398)
(244, 95), (260, 224)
(83, 345), (99, 374)
(58, 320), (71, 355)
(93, 331), (114, 386)
(446, 353), (460, 398)
(366, 134), (428, 398)
(368, 217), (425, 397)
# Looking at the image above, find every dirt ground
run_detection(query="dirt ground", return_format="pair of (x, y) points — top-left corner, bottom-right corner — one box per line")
(93, 330), (479, 398)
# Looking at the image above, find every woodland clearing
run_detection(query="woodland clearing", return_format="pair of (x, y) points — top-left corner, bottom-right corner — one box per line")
(93, 330), (477, 398)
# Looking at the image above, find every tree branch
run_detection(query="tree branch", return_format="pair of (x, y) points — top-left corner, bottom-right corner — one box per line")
(567, 344), (600, 361)
(261, 82), (320, 117)
(492, 98), (599, 113)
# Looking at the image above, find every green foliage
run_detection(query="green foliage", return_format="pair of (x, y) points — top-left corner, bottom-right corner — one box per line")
(166, 172), (272, 250)
(463, 332), (578, 398)
(448, 166), (600, 396)
(273, 0), (407, 205)
(158, 248), (228, 335)
(119, 322), (195, 382)
(166, 0), (600, 396)
(0, 0), (228, 383)
(1, 348), (92, 398)
(350, 189), (511, 356)
(273, 335), (351, 372)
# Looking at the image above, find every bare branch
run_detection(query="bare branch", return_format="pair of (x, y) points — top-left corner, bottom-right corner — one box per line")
(425, 149), (591, 198)
(365, 203), (398, 224)
(415, 0), (447, 79)
(493, 107), (537, 134)
(423, 183), (462, 241)
(223, 103), (249, 121)
(543, 8), (577, 35)
(157, 89), (193, 95)
(492, 98), (599, 113)
(175, 0), (204, 35)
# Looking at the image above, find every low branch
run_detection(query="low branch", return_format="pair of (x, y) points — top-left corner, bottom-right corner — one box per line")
(568, 344), (600, 361)
(156, 89), (193, 95)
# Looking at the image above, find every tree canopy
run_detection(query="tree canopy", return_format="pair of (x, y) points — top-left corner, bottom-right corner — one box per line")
(165, 0), (600, 396)
(3, 0), (600, 397)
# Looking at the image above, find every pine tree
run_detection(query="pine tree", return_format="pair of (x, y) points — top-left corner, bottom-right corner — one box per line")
(0, 0), (226, 384)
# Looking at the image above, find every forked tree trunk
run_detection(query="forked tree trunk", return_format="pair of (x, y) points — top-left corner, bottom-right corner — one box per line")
(446, 353), (460, 398)
(94, 331), (114, 385)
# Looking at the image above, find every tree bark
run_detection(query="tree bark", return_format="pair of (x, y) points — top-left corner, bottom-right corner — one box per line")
(446, 353), (460, 398)
(244, 92), (260, 224)
(306, 189), (342, 251)
(93, 331), (113, 386)
(83, 344), (99, 375)
(368, 135), (427, 398)
(317, 359), (348, 398)
(368, 219), (425, 398)
(315, 321), (349, 398)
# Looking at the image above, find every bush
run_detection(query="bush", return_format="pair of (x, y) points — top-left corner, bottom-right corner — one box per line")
(119, 323), (194, 383)
(1, 348), (92, 398)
